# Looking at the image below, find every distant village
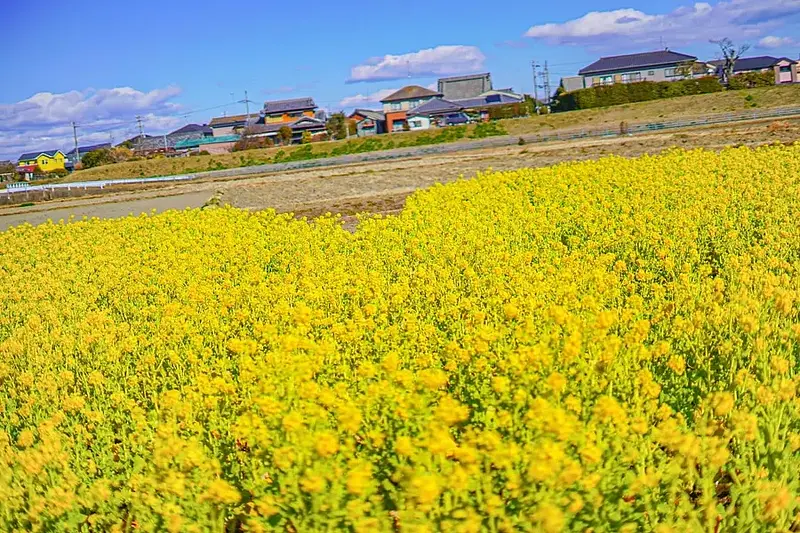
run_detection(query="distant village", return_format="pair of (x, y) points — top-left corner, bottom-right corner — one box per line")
(8, 49), (798, 180)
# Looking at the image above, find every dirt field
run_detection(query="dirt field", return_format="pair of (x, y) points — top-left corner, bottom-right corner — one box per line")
(1, 119), (797, 232)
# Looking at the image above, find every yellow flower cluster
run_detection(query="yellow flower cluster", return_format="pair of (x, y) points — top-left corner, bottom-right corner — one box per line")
(1, 144), (799, 531)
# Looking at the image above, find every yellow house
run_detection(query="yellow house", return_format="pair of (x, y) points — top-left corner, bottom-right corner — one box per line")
(17, 150), (67, 173)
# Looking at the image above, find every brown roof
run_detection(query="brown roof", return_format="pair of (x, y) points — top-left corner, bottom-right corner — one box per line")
(209, 114), (250, 127)
(380, 85), (443, 103)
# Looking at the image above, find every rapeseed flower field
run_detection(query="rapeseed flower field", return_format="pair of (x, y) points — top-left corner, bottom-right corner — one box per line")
(1, 145), (799, 531)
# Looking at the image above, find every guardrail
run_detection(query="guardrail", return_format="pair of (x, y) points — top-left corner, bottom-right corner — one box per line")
(4, 106), (800, 195)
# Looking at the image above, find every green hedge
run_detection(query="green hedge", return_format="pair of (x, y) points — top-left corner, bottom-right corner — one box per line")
(554, 77), (724, 111)
(728, 71), (776, 90)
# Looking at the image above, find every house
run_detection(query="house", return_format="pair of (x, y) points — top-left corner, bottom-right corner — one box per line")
(348, 109), (386, 137)
(452, 91), (526, 121)
(710, 56), (799, 84)
(577, 50), (712, 88)
(169, 123), (213, 137)
(209, 114), (255, 137)
(407, 99), (468, 130)
(262, 97), (318, 124)
(438, 73), (492, 100)
(380, 86), (443, 132)
(65, 143), (111, 166)
(16, 149), (67, 178)
(244, 116), (327, 144)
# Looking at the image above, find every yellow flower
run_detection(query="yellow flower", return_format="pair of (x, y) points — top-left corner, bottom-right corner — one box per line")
(314, 431), (339, 457)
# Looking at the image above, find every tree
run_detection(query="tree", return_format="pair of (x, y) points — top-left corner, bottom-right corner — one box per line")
(301, 131), (312, 144)
(278, 126), (293, 146)
(326, 113), (348, 140)
(711, 38), (750, 85)
(81, 148), (114, 169)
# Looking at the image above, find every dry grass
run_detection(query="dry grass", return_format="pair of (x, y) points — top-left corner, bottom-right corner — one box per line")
(503, 84), (800, 136)
(65, 84), (800, 183)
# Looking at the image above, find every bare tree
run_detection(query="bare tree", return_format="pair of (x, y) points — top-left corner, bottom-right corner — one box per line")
(711, 38), (750, 84)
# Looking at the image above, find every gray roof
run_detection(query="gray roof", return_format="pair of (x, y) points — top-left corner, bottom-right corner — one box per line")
(351, 109), (385, 121)
(66, 143), (111, 157)
(579, 50), (697, 76)
(454, 93), (523, 109)
(19, 149), (62, 161)
(169, 123), (212, 135)
(408, 98), (463, 117)
(263, 97), (317, 115)
(209, 114), (252, 127)
(711, 56), (794, 74)
(246, 117), (326, 135)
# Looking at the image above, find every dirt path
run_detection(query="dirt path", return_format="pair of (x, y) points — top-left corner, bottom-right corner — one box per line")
(0, 191), (211, 231)
(0, 120), (796, 231)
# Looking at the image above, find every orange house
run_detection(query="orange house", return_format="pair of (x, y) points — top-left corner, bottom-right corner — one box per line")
(380, 86), (443, 132)
(263, 97), (318, 124)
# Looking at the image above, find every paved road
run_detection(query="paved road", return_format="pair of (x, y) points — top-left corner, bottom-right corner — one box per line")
(0, 191), (210, 231)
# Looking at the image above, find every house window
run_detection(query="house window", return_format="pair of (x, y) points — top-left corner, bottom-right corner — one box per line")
(648, 71), (655, 76)
(410, 120), (423, 128)
(780, 66), (792, 73)
(622, 72), (642, 83)
(665, 68), (679, 78)
(390, 102), (401, 111)
(599, 75), (613, 85)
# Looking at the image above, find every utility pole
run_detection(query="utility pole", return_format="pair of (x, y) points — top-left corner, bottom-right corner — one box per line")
(72, 122), (79, 165)
(136, 115), (144, 152)
(531, 60), (540, 115)
(543, 61), (552, 111)
(244, 90), (250, 123)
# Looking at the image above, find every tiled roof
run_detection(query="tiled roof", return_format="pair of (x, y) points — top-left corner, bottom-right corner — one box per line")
(169, 123), (212, 135)
(263, 97), (317, 115)
(408, 98), (463, 117)
(381, 85), (443, 103)
(454, 93), (523, 109)
(66, 143), (111, 157)
(351, 109), (385, 121)
(245, 117), (326, 135)
(209, 114), (252, 127)
(732, 56), (791, 72)
(18, 149), (62, 161)
(579, 50), (697, 76)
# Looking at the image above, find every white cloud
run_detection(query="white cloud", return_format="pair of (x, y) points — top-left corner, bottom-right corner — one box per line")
(348, 45), (486, 83)
(339, 88), (399, 108)
(525, 0), (800, 48)
(759, 35), (797, 48)
(0, 86), (187, 160)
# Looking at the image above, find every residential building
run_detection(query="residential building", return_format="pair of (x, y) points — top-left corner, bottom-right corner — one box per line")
(380, 86), (443, 132)
(407, 99), (468, 130)
(209, 114), (255, 137)
(710, 56), (799, 84)
(262, 97), (318, 124)
(169, 123), (213, 137)
(244, 116), (327, 144)
(65, 143), (112, 167)
(453, 91), (526, 121)
(16, 150), (67, 178)
(577, 50), (711, 88)
(349, 109), (386, 137)
(438, 73), (492, 100)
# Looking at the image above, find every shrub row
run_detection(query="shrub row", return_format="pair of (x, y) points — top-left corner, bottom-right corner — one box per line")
(554, 77), (725, 111)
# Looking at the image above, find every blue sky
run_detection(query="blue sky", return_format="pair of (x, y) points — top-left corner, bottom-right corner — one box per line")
(1, 0), (800, 160)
